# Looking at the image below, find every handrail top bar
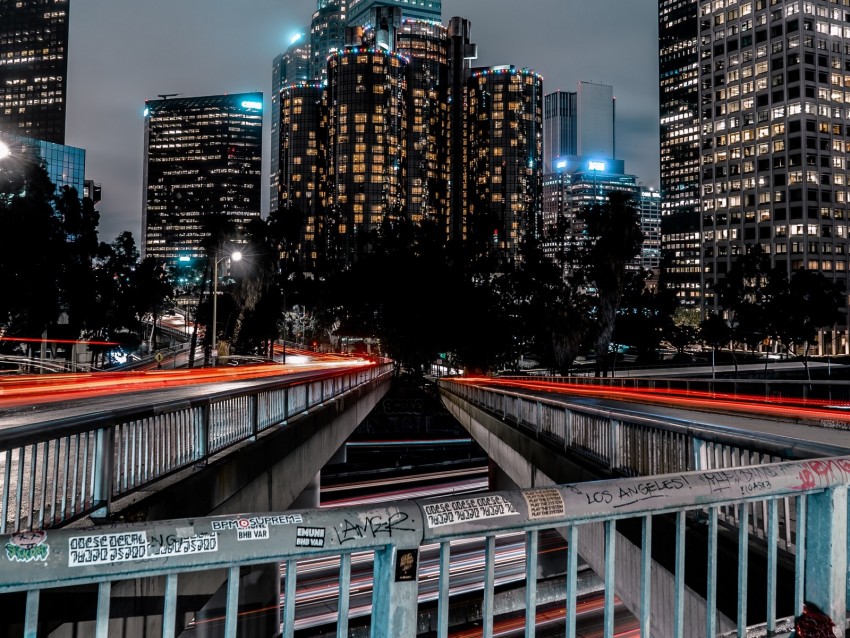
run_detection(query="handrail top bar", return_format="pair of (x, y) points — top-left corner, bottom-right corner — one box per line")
(0, 363), (393, 448)
(439, 378), (850, 460)
(492, 374), (850, 387)
(0, 454), (842, 593)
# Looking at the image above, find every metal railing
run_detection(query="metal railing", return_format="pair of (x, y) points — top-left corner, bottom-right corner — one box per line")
(0, 363), (393, 533)
(439, 378), (850, 556)
(1, 456), (847, 637)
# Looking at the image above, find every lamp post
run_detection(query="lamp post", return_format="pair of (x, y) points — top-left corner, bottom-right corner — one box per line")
(211, 249), (242, 365)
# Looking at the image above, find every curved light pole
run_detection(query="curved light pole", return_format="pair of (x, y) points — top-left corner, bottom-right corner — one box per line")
(211, 249), (242, 365)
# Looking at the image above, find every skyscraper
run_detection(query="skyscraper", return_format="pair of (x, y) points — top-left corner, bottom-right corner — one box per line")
(396, 19), (450, 225)
(544, 91), (577, 173)
(278, 82), (323, 267)
(447, 17), (477, 241)
(0, 0), (70, 144)
(321, 47), (408, 266)
(310, 0), (348, 81)
(576, 81), (615, 159)
(466, 66), (544, 264)
(658, 0), (702, 307)
(142, 93), (263, 264)
(697, 0), (850, 354)
(272, 34), (311, 213)
(347, 0), (441, 27)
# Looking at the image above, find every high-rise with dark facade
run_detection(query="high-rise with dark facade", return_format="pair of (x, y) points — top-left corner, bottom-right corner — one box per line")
(697, 0), (850, 354)
(320, 48), (407, 266)
(142, 93), (263, 264)
(0, 0), (70, 143)
(466, 66), (543, 264)
(272, 34), (312, 214)
(544, 91), (577, 172)
(659, 0), (702, 306)
(279, 82), (323, 267)
(347, 0), (441, 27)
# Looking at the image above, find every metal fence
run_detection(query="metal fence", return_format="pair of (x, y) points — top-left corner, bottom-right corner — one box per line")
(438, 378), (850, 562)
(0, 363), (393, 534)
(1, 456), (847, 637)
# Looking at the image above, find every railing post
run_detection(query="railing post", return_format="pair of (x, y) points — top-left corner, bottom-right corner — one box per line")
(250, 394), (259, 440)
(370, 544), (419, 638)
(609, 418), (620, 472)
(564, 409), (573, 450)
(805, 485), (848, 635)
(91, 426), (115, 518)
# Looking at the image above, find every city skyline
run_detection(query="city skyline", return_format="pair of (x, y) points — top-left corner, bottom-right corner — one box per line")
(64, 0), (659, 244)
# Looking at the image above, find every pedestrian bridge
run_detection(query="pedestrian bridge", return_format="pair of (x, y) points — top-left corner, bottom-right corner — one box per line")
(2, 371), (850, 637)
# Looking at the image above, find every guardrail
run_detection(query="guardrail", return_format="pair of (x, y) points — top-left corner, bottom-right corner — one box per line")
(1, 456), (845, 637)
(0, 363), (393, 533)
(439, 378), (850, 555)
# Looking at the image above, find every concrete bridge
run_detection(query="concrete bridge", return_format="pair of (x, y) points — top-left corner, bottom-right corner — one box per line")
(2, 368), (850, 637)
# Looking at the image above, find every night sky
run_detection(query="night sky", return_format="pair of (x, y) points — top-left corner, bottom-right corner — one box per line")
(65, 0), (659, 245)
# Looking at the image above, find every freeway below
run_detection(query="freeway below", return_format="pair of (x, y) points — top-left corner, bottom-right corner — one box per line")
(0, 359), (374, 427)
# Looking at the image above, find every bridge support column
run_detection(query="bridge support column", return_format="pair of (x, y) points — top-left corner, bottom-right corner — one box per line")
(805, 485), (848, 637)
(290, 471), (321, 510)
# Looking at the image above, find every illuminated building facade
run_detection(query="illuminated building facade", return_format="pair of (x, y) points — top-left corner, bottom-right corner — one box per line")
(659, 0), (702, 306)
(310, 0), (348, 81)
(541, 158), (660, 273)
(698, 0), (850, 354)
(347, 0), (441, 27)
(272, 34), (312, 213)
(279, 83), (323, 267)
(321, 48), (407, 266)
(467, 66), (544, 264)
(142, 93), (263, 264)
(396, 19), (450, 226)
(0, 0), (69, 144)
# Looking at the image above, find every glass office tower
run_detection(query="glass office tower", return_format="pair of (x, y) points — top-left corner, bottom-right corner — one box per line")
(347, 0), (441, 27)
(142, 93), (263, 264)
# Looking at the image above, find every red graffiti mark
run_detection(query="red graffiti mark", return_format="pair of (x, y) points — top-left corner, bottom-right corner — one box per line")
(791, 468), (818, 491)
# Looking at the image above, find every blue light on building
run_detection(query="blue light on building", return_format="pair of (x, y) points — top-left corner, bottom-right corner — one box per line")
(0, 132), (86, 199)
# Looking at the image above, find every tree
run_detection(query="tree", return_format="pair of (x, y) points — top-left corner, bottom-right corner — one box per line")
(579, 190), (644, 376)
(769, 268), (845, 378)
(700, 312), (732, 378)
(0, 160), (64, 338)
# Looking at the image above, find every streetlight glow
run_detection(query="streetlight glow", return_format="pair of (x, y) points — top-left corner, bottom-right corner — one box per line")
(0, 142), (10, 160)
(211, 248), (243, 365)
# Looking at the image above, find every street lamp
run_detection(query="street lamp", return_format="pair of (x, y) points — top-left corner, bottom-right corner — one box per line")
(0, 141), (9, 160)
(211, 249), (242, 365)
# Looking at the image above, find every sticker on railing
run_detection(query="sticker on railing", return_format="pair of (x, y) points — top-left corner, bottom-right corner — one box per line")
(523, 489), (565, 520)
(68, 531), (218, 567)
(424, 495), (519, 528)
(295, 526), (326, 548)
(211, 514), (303, 532)
(5, 531), (49, 563)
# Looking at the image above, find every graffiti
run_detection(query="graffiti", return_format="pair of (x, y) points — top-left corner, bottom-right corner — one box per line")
(5, 530), (49, 563)
(336, 511), (415, 543)
(740, 480), (772, 495)
(613, 476), (691, 507)
(792, 459), (850, 491)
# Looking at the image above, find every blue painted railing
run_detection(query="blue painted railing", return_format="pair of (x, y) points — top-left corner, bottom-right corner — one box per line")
(0, 456), (846, 637)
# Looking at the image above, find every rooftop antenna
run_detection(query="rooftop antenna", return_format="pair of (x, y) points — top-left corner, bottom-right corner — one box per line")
(157, 93), (179, 99)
